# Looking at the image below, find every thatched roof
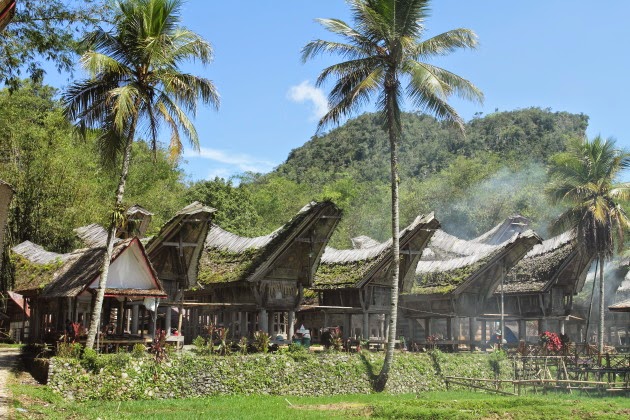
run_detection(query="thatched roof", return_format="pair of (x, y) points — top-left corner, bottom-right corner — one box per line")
(74, 223), (114, 248)
(313, 213), (439, 290)
(609, 298), (630, 312)
(145, 201), (216, 289)
(411, 229), (541, 295)
(12, 238), (164, 299)
(471, 215), (530, 245)
(501, 230), (593, 294)
(198, 201), (341, 286)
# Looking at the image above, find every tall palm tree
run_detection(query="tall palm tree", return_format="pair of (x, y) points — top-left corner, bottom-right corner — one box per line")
(547, 136), (630, 353)
(302, 0), (482, 390)
(63, 0), (219, 349)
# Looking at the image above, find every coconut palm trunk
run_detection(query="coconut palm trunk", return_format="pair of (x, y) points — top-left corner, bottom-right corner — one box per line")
(376, 74), (401, 391)
(85, 117), (137, 349)
(303, 0), (482, 391)
(597, 253), (606, 354)
(63, 0), (219, 349)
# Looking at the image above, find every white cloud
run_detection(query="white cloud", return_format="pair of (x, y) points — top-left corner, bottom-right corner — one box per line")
(287, 80), (329, 120)
(185, 147), (276, 177)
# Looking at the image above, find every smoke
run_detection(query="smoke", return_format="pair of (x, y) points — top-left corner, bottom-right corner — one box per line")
(575, 261), (628, 321)
(425, 162), (565, 239)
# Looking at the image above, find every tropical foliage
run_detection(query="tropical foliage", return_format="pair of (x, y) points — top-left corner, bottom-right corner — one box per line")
(62, 0), (219, 349)
(302, 0), (482, 389)
(0, 0), (110, 89)
(547, 136), (630, 352)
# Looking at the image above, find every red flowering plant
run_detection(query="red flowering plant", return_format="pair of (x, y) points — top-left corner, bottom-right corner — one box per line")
(539, 331), (563, 352)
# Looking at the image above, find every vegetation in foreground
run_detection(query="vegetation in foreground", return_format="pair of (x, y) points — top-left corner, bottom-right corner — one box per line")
(9, 372), (630, 420)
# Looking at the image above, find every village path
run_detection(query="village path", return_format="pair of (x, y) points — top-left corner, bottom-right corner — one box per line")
(0, 348), (20, 419)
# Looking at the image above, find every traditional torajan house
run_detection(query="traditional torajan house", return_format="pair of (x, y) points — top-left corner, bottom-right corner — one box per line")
(74, 202), (215, 340)
(400, 224), (541, 347)
(301, 213), (439, 342)
(186, 201), (341, 341)
(144, 201), (215, 336)
(485, 230), (595, 342)
(11, 237), (166, 342)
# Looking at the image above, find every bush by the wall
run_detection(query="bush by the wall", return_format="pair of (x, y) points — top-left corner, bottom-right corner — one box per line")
(47, 351), (512, 401)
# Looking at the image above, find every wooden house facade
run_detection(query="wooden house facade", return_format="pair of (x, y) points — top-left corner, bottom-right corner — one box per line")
(484, 230), (595, 342)
(400, 225), (541, 346)
(184, 201), (341, 340)
(301, 214), (439, 342)
(11, 237), (166, 342)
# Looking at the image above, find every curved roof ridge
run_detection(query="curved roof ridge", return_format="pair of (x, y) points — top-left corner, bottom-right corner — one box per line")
(322, 213), (437, 265)
(12, 240), (72, 265)
(204, 201), (324, 253)
(425, 229), (497, 258)
(471, 215), (530, 244)
(416, 230), (538, 274)
(205, 224), (278, 252)
(524, 230), (575, 257)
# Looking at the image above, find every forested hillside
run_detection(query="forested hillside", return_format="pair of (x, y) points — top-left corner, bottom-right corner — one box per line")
(0, 82), (590, 256)
(276, 109), (587, 184)
(232, 108), (587, 245)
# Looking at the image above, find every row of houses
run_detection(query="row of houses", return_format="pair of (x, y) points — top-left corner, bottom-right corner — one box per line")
(1, 180), (627, 348)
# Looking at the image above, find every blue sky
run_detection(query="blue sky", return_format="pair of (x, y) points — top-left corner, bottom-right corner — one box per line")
(44, 1), (630, 182)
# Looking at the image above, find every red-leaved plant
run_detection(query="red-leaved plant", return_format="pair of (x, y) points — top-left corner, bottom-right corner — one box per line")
(539, 331), (563, 352)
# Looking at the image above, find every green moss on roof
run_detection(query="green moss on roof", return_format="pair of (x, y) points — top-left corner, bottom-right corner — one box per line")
(198, 200), (341, 286)
(12, 253), (64, 292)
(314, 258), (377, 289)
(506, 242), (573, 286)
(197, 248), (263, 284)
(411, 264), (478, 295)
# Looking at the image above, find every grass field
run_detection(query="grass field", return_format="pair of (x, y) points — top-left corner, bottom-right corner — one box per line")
(9, 370), (630, 420)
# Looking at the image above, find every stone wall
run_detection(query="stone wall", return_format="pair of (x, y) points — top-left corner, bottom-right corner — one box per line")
(47, 351), (511, 401)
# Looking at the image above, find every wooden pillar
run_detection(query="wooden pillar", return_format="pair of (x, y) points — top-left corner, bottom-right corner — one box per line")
(362, 312), (369, 339)
(268, 311), (274, 335)
(241, 311), (248, 338)
(165, 306), (172, 335)
(469, 317), (476, 345)
(259, 309), (268, 333)
(481, 320), (487, 343)
(343, 313), (351, 340)
(408, 318), (414, 343)
(518, 320), (526, 341)
(323, 311), (329, 329)
(560, 318), (566, 335)
(425, 318), (432, 339)
(288, 310), (295, 339)
(538, 319), (544, 335)
(446, 318), (453, 340)
(117, 300), (125, 334)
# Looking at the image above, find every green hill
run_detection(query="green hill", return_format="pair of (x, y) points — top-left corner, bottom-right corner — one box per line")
(233, 108), (587, 246)
(275, 108), (588, 184)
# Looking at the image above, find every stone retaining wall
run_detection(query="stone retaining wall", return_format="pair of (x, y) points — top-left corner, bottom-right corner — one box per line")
(47, 351), (510, 401)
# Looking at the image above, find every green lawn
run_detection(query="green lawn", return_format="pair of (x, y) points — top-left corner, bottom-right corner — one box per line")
(9, 374), (630, 420)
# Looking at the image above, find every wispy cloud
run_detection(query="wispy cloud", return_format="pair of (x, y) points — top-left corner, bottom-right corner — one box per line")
(287, 80), (329, 120)
(185, 147), (276, 177)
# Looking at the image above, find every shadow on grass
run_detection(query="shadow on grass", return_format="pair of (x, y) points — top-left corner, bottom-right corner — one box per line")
(358, 353), (380, 391)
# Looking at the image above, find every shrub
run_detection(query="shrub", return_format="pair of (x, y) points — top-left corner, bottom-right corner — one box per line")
(131, 343), (147, 358)
(56, 342), (82, 358)
(253, 331), (270, 353)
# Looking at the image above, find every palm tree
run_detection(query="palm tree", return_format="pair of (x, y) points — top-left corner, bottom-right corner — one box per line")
(547, 136), (630, 353)
(63, 0), (219, 349)
(302, 0), (482, 390)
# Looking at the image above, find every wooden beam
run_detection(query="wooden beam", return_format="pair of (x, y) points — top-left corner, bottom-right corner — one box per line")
(162, 241), (199, 247)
